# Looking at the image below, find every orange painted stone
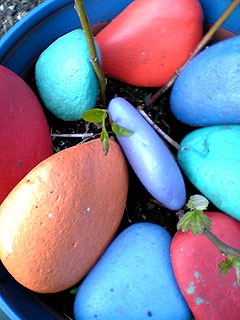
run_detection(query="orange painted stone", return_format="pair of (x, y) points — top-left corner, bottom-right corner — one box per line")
(0, 65), (53, 204)
(0, 139), (128, 293)
(95, 0), (203, 87)
(171, 212), (240, 320)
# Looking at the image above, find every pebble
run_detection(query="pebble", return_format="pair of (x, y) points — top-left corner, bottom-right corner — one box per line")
(95, 0), (202, 87)
(74, 222), (191, 320)
(177, 125), (240, 221)
(35, 29), (100, 121)
(0, 139), (128, 293)
(170, 36), (240, 126)
(108, 97), (186, 210)
(171, 211), (240, 320)
(0, 64), (52, 204)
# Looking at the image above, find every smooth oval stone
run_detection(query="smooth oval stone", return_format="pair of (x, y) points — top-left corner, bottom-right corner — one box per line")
(170, 36), (240, 126)
(0, 139), (128, 293)
(95, 0), (202, 87)
(171, 211), (240, 320)
(199, 0), (240, 41)
(74, 222), (191, 320)
(0, 65), (53, 205)
(178, 125), (240, 221)
(35, 29), (100, 121)
(108, 97), (186, 210)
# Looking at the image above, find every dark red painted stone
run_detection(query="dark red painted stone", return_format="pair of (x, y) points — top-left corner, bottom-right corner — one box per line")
(171, 212), (240, 320)
(0, 65), (53, 204)
(95, 0), (203, 87)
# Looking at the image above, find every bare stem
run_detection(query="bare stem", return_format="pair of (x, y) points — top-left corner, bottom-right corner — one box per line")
(74, 0), (106, 107)
(139, 109), (179, 150)
(202, 225), (240, 261)
(146, 0), (240, 106)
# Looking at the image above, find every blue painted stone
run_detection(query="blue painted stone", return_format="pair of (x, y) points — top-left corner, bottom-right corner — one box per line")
(178, 125), (240, 221)
(199, 0), (240, 35)
(35, 29), (100, 121)
(170, 36), (240, 126)
(108, 97), (186, 210)
(74, 222), (191, 320)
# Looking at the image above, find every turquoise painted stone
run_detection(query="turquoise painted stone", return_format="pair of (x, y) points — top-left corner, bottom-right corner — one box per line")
(108, 97), (186, 211)
(171, 211), (240, 320)
(170, 36), (240, 126)
(178, 125), (240, 221)
(35, 29), (100, 121)
(74, 223), (191, 320)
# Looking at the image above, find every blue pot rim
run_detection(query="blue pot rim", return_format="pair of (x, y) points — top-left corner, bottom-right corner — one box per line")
(0, 0), (73, 62)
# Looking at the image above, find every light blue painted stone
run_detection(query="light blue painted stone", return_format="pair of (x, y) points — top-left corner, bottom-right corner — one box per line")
(178, 125), (240, 221)
(170, 36), (240, 126)
(35, 29), (100, 121)
(108, 97), (186, 210)
(74, 222), (191, 320)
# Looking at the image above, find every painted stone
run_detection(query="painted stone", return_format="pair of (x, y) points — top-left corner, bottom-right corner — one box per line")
(170, 36), (240, 126)
(108, 97), (186, 210)
(95, 0), (203, 87)
(0, 139), (128, 293)
(177, 125), (240, 221)
(0, 65), (52, 205)
(171, 211), (240, 320)
(35, 29), (100, 121)
(74, 222), (191, 320)
(199, 0), (240, 42)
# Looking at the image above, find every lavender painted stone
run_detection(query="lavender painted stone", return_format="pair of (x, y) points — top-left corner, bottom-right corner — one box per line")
(108, 97), (186, 210)
(74, 222), (191, 320)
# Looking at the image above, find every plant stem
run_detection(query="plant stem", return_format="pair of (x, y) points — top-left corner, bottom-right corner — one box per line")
(201, 225), (240, 261)
(146, 0), (240, 106)
(177, 209), (240, 261)
(139, 109), (179, 150)
(74, 0), (106, 107)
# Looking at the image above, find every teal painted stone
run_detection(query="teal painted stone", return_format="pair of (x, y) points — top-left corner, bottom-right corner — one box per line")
(178, 125), (240, 221)
(74, 223), (191, 320)
(35, 29), (100, 121)
(170, 36), (240, 126)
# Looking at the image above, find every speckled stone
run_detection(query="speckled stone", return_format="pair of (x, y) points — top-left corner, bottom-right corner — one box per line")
(177, 125), (240, 221)
(74, 222), (191, 320)
(171, 211), (240, 320)
(35, 29), (100, 121)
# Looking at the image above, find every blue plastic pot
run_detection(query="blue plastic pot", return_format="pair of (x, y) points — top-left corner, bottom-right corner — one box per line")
(199, 0), (240, 41)
(0, 0), (134, 319)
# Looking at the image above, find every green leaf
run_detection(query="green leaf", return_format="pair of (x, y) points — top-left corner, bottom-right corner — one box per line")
(70, 287), (78, 295)
(82, 109), (107, 123)
(233, 258), (240, 285)
(186, 195), (209, 211)
(218, 257), (234, 276)
(112, 122), (133, 137)
(177, 210), (213, 236)
(100, 128), (109, 155)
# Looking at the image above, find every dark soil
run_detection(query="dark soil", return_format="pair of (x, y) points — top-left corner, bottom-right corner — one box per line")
(27, 71), (201, 319)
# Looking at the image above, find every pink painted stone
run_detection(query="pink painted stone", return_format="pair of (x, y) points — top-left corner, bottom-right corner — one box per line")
(171, 211), (240, 320)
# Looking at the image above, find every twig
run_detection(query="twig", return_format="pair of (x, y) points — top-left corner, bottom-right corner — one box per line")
(51, 133), (93, 138)
(146, 0), (240, 106)
(139, 109), (179, 150)
(202, 225), (240, 261)
(74, 0), (106, 107)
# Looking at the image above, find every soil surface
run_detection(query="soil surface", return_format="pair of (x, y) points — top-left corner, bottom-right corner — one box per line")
(0, 2), (218, 319)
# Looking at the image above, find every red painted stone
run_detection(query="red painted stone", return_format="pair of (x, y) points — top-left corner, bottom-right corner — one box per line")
(95, 0), (203, 87)
(171, 212), (240, 320)
(0, 65), (53, 204)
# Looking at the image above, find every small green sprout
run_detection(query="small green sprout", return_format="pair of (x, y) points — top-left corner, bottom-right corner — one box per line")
(82, 108), (133, 155)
